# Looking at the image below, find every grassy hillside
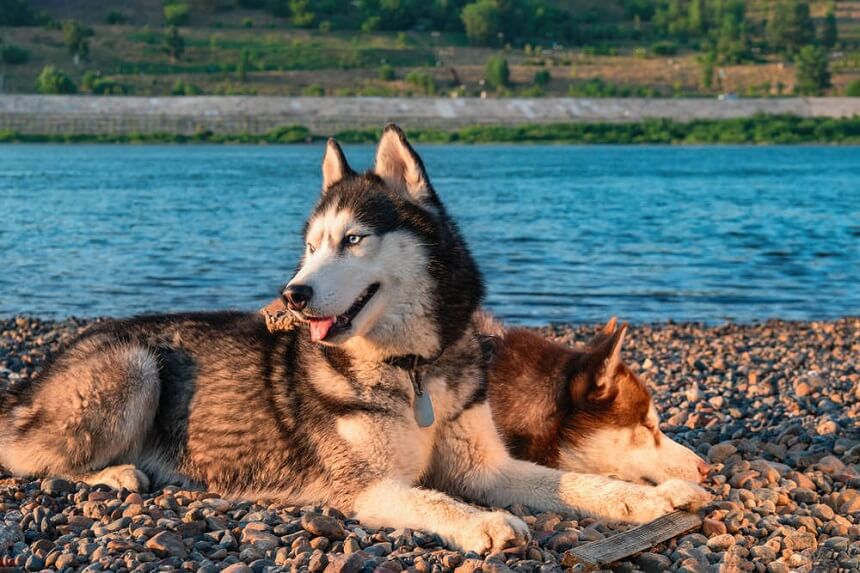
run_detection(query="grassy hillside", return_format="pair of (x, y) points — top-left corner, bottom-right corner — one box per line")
(1, 0), (858, 97)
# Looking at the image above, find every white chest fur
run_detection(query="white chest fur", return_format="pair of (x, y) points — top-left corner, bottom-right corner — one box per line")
(335, 373), (455, 484)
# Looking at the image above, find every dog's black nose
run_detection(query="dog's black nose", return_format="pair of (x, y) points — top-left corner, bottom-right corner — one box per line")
(282, 284), (313, 310)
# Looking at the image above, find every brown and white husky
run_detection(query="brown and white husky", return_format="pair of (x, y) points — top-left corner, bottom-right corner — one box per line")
(478, 315), (709, 485)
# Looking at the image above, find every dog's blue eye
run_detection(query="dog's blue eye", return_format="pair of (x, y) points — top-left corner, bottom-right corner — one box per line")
(345, 234), (364, 247)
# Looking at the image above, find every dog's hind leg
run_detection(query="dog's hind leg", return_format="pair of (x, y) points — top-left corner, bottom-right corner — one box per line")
(0, 336), (161, 491)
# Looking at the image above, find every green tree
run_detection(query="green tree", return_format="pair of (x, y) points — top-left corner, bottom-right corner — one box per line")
(765, 4), (787, 52)
(163, 2), (190, 26)
(36, 66), (77, 94)
(715, 0), (749, 64)
(795, 45), (830, 95)
(484, 55), (509, 89)
(461, 0), (501, 46)
(533, 69), (550, 87)
(820, 10), (837, 49)
(238, 49), (250, 82)
(361, 16), (380, 32)
(846, 79), (860, 97)
(163, 26), (185, 61)
(289, 0), (315, 28)
(787, 1), (815, 47)
(768, 0), (815, 55)
(687, 0), (704, 35)
(63, 20), (92, 61)
(0, 0), (36, 26)
(378, 64), (395, 81)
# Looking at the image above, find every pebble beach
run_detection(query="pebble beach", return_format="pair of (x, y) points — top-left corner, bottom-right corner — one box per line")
(1, 316), (858, 573)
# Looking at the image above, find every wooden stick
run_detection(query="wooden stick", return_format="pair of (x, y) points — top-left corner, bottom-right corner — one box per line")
(563, 511), (702, 567)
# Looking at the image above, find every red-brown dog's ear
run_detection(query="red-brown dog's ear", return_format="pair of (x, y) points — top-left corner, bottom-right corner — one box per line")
(582, 322), (628, 401)
(601, 316), (618, 336)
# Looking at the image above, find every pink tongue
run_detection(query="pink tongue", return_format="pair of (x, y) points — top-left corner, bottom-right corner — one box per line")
(309, 317), (336, 342)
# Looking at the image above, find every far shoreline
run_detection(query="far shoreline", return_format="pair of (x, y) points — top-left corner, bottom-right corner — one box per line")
(2, 115), (860, 146)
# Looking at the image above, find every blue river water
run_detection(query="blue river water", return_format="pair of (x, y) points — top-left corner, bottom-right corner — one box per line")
(1, 144), (858, 325)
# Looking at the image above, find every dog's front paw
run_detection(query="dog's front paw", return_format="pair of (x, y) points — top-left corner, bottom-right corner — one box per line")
(619, 479), (711, 523)
(86, 464), (150, 492)
(452, 512), (530, 554)
(655, 478), (712, 512)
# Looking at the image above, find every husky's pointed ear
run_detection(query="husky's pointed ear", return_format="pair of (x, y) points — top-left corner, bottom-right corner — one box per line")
(321, 138), (352, 192)
(585, 322), (628, 400)
(374, 124), (435, 204)
(601, 316), (618, 336)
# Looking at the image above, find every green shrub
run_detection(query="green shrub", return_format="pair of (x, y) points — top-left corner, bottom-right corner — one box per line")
(106, 11), (128, 24)
(171, 79), (201, 95)
(1, 44), (29, 65)
(520, 85), (545, 97)
(378, 64), (395, 81)
(242, 17), (253, 28)
(533, 69), (550, 87)
(35, 66), (77, 94)
(567, 78), (659, 98)
(651, 41), (677, 56)
(164, 3), (190, 26)
(846, 79), (860, 97)
(302, 84), (325, 96)
(81, 70), (97, 91)
(267, 125), (310, 143)
(83, 72), (128, 94)
(405, 70), (435, 94)
(484, 55), (509, 89)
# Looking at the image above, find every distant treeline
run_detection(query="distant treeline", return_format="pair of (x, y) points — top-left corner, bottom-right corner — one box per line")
(2, 115), (858, 144)
(229, 0), (837, 63)
(0, 0), (840, 57)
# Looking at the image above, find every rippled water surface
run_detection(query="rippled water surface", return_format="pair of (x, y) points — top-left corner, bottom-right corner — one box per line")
(1, 144), (858, 324)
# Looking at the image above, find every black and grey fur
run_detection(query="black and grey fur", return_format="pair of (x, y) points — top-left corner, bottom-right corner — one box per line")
(0, 126), (709, 553)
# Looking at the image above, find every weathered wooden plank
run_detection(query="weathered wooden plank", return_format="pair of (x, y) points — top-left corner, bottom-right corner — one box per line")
(564, 511), (703, 567)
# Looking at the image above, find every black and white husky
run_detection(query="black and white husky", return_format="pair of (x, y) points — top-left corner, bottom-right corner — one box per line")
(0, 126), (709, 553)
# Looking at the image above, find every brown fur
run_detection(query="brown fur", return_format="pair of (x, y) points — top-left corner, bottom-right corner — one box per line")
(261, 303), (656, 471)
(487, 323), (655, 468)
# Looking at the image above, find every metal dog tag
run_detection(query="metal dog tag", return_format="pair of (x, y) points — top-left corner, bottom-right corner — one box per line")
(410, 370), (435, 428)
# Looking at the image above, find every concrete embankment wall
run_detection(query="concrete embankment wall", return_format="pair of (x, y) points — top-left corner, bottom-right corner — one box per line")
(1, 96), (858, 135)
